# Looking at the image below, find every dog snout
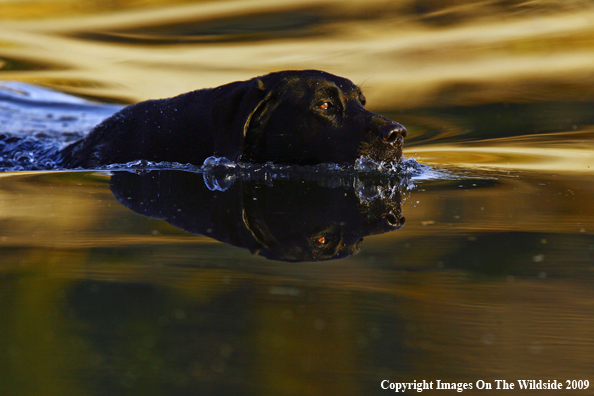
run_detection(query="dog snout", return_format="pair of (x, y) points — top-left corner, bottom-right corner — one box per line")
(378, 212), (405, 230)
(380, 123), (407, 143)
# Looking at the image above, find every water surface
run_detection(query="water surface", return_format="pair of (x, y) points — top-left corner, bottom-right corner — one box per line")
(1, 1), (594, 395)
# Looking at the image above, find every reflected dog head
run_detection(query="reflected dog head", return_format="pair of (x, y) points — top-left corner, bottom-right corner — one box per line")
(110, 170), (406, 262)
(238, 177), (405, 261)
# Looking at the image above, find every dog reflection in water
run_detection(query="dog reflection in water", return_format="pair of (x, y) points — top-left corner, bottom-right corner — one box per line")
(110, 170), (405, 262)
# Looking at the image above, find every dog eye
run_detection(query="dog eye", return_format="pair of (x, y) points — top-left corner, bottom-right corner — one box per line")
(316, 237), (327, 244)
(319, 102), (333, 110)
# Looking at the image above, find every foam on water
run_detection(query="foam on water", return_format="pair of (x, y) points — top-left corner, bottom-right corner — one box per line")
(0, 134), (62, 171)
(0, 81), (121, 171)
(0, 131), (430, 185)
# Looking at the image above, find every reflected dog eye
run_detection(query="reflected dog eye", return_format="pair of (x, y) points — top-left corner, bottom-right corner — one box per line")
(316, 237), (327, 244)
(319, 102), (333, 110)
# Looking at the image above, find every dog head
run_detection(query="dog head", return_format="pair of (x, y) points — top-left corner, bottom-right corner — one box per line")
(212, 70), (406, 165)
(109, 170), (406, 262)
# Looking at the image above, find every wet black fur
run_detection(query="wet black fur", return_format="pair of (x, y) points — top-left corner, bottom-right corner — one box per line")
(60, 70), (406, 167)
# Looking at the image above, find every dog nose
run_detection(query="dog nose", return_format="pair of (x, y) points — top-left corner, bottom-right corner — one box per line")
(380, 123), (407, 143)
(379, 212), (405, 230)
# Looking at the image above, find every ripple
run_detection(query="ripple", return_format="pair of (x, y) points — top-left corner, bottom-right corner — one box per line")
(411, 129), (594, 174)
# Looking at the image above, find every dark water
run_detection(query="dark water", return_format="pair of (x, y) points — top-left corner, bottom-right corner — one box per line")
(2, 83), (594, 396)
(3, 1), (594, 395)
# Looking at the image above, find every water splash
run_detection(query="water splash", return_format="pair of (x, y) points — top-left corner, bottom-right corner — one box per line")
(0, 131), (428, 188)
(203, 156), (237, 169)
(0, 81), (121, 171)
(0, 134), (62, 171)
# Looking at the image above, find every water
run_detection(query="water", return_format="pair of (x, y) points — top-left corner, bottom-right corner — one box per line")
(2, 1), (594, 395)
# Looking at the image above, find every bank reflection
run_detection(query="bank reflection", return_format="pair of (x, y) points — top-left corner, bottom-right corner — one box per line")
(110, 170), (406, 262)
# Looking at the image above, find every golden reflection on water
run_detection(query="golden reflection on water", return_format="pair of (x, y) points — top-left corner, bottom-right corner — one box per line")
(1, 0), (594, 110)
(2, 1), (594, 395)
(409, 129), (594, 173)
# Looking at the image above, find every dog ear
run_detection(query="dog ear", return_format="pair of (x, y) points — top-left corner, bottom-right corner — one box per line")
(238, 89), (279, 162)
(210, 78), (276, 161)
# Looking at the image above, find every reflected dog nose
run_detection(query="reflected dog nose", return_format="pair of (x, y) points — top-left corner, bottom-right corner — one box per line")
(380, 123), (407, 143)
(379, 212), (405, 230)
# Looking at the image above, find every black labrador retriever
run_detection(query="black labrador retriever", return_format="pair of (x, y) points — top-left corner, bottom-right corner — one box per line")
(110, 170), (405, 262)
(60, 70), (406, 167)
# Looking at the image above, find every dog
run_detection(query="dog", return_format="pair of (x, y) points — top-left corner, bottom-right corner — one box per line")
(59, 70), (406, 167)
(110, 170), (405, 262)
